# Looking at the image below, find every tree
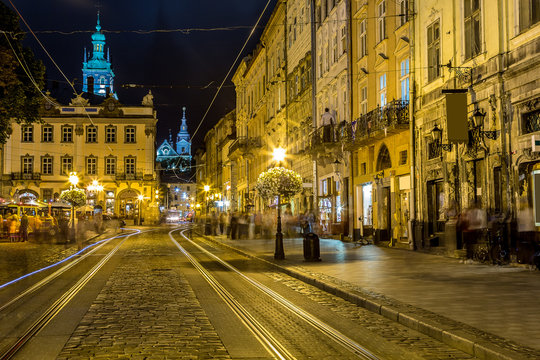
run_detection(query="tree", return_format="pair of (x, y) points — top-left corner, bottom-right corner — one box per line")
(0, 3), (45, 144)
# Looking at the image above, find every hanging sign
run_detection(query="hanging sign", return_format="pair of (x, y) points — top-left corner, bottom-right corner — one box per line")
(532, 135), (540, 152)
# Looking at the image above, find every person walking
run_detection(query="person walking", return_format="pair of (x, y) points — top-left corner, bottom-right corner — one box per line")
(19, 212), (29, 242)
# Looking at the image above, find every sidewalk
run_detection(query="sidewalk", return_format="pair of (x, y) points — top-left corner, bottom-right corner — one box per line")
(202, 233), (540, 360)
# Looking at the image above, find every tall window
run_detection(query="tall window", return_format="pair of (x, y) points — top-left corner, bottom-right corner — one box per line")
(105, 125), (116, 143)
(86, 156), (97, 175)
(61, 125), (73, 142)
(61, 156), (73, 175)
(360, 86), (368, 115)
(105, 157), (116, 175)
(86, 125), (97, 143)
(125, 157), (136, 175)
(42, 125), (53, 142)
(340, 26), (346, 55)
(332, 35), (338, 63)
(377, 0), (386, 43)
(379, 74), (387, 107)
(22, 156), (33, 174)
(464, 0), (481, 59)
(427, 21), (441, 82)
(125, 126), (136, 143)
(22, 126), (33, 142)
(400, 58), (410, 101)
(399, 0), (409, 27)
(519, 0), (540, 32)
(41, 156), (53, 175)
(359, 19), (367, 58)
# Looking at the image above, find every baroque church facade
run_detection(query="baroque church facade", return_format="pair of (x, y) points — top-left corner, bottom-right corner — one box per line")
(156, 106), (192, 171)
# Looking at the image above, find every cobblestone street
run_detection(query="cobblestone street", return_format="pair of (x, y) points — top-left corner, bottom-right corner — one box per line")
(56, 230), (230, 359)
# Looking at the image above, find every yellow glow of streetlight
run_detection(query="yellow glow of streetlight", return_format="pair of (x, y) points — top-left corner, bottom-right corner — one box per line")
(138, 194), (144, 201)
(69, 172), (79, 187)
(204, 185), (210, 192)
(196, 203), (201, 208)
(273, 147), (286, 162)
(87, 179), (104, 192)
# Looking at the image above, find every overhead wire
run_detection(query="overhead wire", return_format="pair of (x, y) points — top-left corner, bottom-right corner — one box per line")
(2, 32), (59, 108)
(189, 0), (275, 142)
(6, 0), (114, 153)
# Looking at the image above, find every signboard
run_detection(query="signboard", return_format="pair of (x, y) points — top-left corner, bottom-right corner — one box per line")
(533, 170), (540, 226)
(532, 135), (540, 152)
(444, 90), (469, 143)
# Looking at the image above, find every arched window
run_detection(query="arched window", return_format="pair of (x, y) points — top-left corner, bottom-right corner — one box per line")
(376, 144), (392, 171)
(87, 76), (94, 94)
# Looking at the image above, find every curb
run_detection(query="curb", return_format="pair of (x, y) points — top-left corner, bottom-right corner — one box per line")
(196, 231), (538, 360)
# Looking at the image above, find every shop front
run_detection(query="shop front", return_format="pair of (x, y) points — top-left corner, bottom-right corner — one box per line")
(117, 188), (141, 219)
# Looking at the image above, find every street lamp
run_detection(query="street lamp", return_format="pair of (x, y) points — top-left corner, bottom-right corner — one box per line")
(69, 172), (79, 242)
(273, 148), (285, 260)
(137, 194), (144, 225)
(273, 147), (286, 163)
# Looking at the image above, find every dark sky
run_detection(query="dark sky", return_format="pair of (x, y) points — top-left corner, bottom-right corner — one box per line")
(2, 0), (276, 150)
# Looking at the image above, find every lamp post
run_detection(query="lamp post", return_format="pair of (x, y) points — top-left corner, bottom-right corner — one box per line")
(68, 172), (79, 242)
(273, 147), (286, 260)
(203, 185), (210, 215)
(137, 194), (144, 225)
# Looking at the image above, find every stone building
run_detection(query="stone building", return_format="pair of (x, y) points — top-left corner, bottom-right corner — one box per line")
(412, 0), (540, 257)
(349, 0), (411, 244)
(308, 0), (352, 237)
(1, 14), (158, 219)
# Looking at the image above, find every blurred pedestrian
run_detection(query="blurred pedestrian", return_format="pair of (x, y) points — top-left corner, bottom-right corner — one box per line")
(463, 201), (487, 260)
(20, 212), (29, 242)
(517, 200), (535, 264)
(230, 212), (238, 240)
(219, 212), (226, 235)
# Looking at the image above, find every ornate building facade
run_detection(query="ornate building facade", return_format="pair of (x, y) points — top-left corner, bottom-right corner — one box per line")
(349, 0), (411, 244)
(82, 12), (116, 98)
(413, 0), (540, 256)
(1, 14), (158, 220)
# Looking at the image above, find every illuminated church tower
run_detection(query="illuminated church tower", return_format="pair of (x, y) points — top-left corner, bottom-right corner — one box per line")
(176, 107), (192, 163)
(156, 107), (192, 171)
(82, 12), (116, 97)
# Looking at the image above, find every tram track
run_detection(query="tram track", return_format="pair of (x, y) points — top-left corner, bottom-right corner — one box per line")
(170, 226), (380, 360)
(0, 229), (143, 360)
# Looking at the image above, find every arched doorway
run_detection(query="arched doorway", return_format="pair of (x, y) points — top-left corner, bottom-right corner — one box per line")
(15, 189), (38, 203)
(117, 188), (140, 219)
(376, 144), (392, 241)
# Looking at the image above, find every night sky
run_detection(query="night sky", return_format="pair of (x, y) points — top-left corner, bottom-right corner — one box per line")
(2, 0), (277, 150)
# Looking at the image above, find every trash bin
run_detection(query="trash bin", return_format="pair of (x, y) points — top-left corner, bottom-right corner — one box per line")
(303, 232), (321, 261)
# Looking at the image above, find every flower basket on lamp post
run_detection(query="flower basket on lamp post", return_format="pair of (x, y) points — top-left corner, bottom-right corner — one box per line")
(255, 166), (302, 259)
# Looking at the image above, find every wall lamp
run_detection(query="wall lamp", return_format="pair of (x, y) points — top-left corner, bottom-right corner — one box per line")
(431, 124), (453, 151)
(471, 108), (499, 140)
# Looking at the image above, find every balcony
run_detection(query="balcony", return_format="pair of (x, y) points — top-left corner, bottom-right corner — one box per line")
(12, 172), (41, 180)
(228, 136), (263, 158)
(352, 100), (409, 145)
(115, 172), (143, 181)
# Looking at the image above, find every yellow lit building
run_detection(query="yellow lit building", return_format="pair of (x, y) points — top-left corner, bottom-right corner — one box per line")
(2, 93), (158, 219)
(350, 0), (411, 244)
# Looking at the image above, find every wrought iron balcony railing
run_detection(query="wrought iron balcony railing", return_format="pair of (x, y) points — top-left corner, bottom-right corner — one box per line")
(115, 172), (144, 181)
(228, 136), (263, 157)
(12, 172), (41, 180)
(353, 100), (409, 142)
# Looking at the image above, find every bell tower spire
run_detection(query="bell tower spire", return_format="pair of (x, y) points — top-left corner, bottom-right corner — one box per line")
(82, 11), (116, 98)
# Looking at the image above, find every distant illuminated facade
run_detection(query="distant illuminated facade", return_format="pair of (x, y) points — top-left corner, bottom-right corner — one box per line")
(82, 12), (116, 98)
(156, 107), (192, 171)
